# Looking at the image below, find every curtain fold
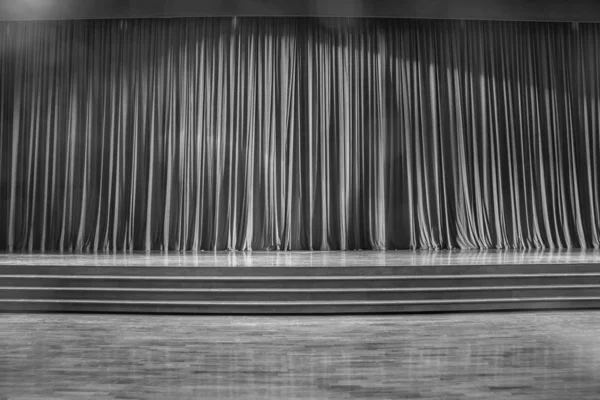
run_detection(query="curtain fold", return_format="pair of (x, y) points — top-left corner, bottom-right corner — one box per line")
(1, 18), (599, 251)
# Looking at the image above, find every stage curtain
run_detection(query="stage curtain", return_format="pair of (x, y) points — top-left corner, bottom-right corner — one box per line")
(1, 18), (599, 251)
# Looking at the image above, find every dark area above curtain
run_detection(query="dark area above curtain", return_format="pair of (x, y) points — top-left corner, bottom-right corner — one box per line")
(2, 0), (600, 22)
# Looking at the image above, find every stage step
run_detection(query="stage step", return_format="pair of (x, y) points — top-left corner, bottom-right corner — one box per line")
(1, 264), (600, 313)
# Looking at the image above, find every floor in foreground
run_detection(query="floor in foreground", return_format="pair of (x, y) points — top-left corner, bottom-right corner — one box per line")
(1, 312), (599, 399)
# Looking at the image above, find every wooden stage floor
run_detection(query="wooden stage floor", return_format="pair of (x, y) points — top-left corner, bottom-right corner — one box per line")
(2, 248), (600, 267)
(1, 311), (599, 399)
(2, 249), (600, 314)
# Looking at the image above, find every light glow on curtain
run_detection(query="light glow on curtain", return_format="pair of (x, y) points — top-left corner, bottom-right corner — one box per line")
(1, 18), (599, 251)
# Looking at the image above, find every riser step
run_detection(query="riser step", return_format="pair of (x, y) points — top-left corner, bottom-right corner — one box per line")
(3, 287), (600, 301)
(2, 264), (600, 276)
(1, 298), (600, 313)
(2, 276), (599, 288)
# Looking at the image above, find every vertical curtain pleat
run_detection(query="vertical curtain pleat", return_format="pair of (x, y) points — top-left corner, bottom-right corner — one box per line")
(1, 17), (599, 251)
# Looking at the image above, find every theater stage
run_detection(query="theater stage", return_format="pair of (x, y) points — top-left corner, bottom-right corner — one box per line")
(1, 249), (600, 314)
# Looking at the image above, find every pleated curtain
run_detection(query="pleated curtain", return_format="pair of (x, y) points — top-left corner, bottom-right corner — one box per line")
(1, 18), (599, 251)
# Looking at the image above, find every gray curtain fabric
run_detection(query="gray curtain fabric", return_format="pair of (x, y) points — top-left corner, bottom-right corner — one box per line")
(0, 18), (599, 251)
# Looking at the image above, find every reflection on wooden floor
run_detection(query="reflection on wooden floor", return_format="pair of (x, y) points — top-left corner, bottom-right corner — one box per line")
(2, 248), (600, 267)
(1, 312), (600, 399)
